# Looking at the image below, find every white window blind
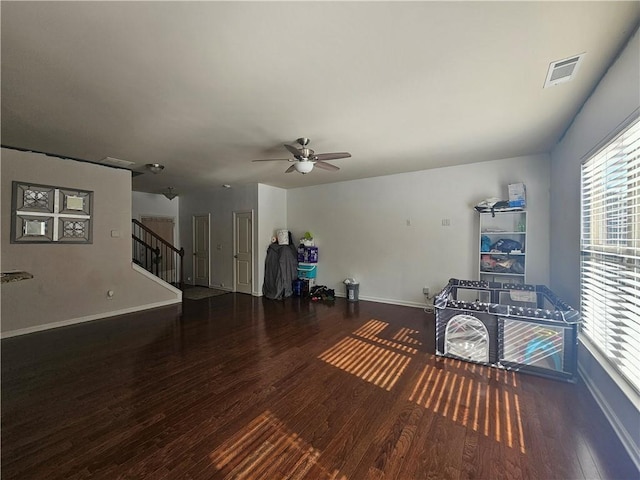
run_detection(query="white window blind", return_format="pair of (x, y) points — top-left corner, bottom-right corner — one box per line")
(581, 116), (640, 393)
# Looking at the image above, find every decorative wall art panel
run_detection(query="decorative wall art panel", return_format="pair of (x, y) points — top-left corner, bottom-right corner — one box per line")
(59, 218), (91, 242)
(11, 181), (93, 244)
(59, 189), (92, 215)
(13, 215), (55, 242)
(14, 183), (55, 213)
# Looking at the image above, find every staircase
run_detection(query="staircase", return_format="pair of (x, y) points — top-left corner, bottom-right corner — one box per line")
(132, 219), (184, 289)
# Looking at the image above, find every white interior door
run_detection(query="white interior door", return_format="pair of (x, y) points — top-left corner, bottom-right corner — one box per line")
(234, 211), (252, 294)
(193, 214), (210, 287)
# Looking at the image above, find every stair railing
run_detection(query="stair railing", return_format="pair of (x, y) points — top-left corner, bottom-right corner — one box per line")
(132, 219), (184, 289)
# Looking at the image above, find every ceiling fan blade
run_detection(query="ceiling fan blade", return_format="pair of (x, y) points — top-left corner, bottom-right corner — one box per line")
(252, 158), (291, 162)
(285, 164), (297, 173)
(314, 152), (351, 161)
(284, 144), (302, 156)
(314, 161), (340, 172)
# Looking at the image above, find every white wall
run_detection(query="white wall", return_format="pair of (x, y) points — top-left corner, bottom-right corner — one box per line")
(287, 154), (550, 306)
(1, 149), (181, 336)
(257, 184), (287, 296)
(550, 29), (640, 308)
(550, 28), (640, 468)
(179, 184), (258, 290)
(131, 191), (180, 247)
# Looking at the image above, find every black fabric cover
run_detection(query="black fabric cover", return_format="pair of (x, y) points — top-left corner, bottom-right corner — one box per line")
(263, 240), (298, 300)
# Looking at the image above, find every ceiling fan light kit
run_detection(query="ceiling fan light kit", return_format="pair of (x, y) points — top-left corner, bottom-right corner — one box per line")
(162, 187), (177, 200)
(146, 163), (165, 174)
(253, 137), (351, 174)
(294, 161), (314, 174)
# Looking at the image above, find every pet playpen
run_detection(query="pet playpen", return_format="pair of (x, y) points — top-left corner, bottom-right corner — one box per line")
(435, 279), (581, 382)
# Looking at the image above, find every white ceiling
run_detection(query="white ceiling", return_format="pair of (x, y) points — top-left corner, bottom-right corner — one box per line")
(2, 2), (639, 193)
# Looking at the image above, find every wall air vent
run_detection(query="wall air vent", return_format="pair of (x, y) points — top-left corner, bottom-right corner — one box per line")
(543, 53), (585, 88)
(100, 156), (135, 168)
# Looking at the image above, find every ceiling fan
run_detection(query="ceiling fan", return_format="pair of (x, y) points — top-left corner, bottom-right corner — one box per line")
(252, 138), (351, 174)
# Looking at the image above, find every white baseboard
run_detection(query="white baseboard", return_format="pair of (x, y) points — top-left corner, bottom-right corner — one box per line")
(1, 263), (183, 339)
(578, 354), (640, 472)
(1, 299), (182, 339)
(132, 263), (183, 296)
(333, 293), (426, 309)
(209, 284), (233, 292)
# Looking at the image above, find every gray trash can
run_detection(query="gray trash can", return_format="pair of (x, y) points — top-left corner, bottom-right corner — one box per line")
(346, 282), (360, 302)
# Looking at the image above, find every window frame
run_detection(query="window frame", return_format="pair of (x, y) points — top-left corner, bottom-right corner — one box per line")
(580, 111), (640, 397)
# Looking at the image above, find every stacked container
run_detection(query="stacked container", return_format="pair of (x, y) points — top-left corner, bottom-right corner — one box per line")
(297, 245), (318, 263)
(297, 245), (318, 288)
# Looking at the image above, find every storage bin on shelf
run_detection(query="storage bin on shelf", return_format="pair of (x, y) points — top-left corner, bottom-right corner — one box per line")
(434, 278), (581, 383)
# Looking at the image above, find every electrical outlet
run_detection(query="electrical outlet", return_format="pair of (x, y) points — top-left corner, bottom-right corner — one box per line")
(423, 287), (430, 296)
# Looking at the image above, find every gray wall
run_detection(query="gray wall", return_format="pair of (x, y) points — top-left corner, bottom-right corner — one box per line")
(179, 184), (259, 290)
(550, 28), (640, 468)
(1, 148), (180, 336)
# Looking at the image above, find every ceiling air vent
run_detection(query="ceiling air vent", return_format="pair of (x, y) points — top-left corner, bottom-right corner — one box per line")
(544, 53), (585, 88)
(99, 156), (135, 168)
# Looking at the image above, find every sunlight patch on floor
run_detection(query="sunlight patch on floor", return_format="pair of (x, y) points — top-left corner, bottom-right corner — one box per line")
(318, 319), (421, 391)
(392, 326), (422, 345)
(409, 359), (526, 453)
(210, 410), (346, 479)
(318, 337), (411, 391)
(353, 319), (420, 354)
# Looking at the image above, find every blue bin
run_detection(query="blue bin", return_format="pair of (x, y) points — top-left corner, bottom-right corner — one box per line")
(292, 278), (304, 297)
(297, 263), (317, 280)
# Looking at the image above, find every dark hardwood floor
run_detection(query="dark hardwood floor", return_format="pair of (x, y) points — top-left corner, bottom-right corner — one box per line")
(2, 294), (637, 479)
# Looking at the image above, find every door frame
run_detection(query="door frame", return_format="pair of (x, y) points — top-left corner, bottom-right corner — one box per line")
(192, 213), (211, 287)
(232, 210), (254, 294)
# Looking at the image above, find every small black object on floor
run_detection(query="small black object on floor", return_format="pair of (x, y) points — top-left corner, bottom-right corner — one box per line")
(309, 285), (335, 302)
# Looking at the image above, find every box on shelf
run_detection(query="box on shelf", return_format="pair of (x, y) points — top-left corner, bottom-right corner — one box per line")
(508, 183), (526, 208)
(297, 245), (318, 263)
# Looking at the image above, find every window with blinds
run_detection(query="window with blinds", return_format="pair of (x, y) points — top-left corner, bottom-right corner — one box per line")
(581, 116), (640, 393)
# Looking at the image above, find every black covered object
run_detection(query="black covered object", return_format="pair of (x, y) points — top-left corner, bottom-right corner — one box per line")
(263, 235), (298, 300)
